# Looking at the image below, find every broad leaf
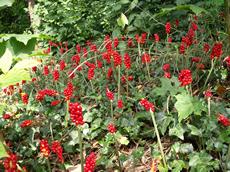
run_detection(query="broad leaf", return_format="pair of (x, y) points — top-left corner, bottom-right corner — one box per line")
(0, 103), (6, 116)
(0, 48), (13, 73)
(13, 59), (41, 69)
(169, 124), (185, 140)
(0, 139), (7, 159)
(175, 93), (194, 122)
(0, 0), (15, 9)
(117, 13), (128, 28)
(187, 124), (202, 136)
(0, 68), (31, 88)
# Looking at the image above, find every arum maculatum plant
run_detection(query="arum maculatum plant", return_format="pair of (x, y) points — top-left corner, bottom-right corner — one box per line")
(1, 15), (230, 171)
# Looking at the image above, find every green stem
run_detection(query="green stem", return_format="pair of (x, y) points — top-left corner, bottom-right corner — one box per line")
(111, 101), (113, 119)
(77, 127), (84, 172)
(117, 66), (121, 100)
(115, 139), (123, 172)
(65, 100), (69, 127)
(204, 59), (216, 88)
(208, 98), (211, 117)
(146, 62), (151, 81)
(150, 110), (167, 168)
(47, 159), (52, 172)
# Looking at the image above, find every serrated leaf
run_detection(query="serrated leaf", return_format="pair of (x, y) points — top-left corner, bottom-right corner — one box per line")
(117, 13), (128, 28)
(169, 124), (185, 140)
(0, 68), (31, 88)
(13, 59), (41, 69)
(175, 93), (193, 122)
(0, 48), (13, 73)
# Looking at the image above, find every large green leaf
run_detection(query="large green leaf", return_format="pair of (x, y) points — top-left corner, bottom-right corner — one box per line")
(175, 93), (194, 122)
(13, 59), (41, 69)
(0, 68), (31, 88)
(0, 139), (7, 159)
(0, 0), (15, 9)
(0, 34), (38, 45)
(0, 48), (13, 73)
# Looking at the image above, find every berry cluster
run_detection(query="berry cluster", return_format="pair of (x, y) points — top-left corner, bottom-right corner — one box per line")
(107, 123), (116, 133)
(139, 98), (155, 112)
(4, 153), (18, 172)
(64, 82), (73, 100)
(210, 42), (223, 59)
(51, 141), (64, 163)
(40, 139), (50, 158)
(36, 89), (58, 101)
(106, 88), (114, 101)
(84, 152), (96, 172)
(20, 120), (33, 128)
(217, 114), (230, 127)
(178, 69), (192, 86)
(52, 69), (60, 81)
(21, 93), (29, 105)
(69, 102), (84, 125)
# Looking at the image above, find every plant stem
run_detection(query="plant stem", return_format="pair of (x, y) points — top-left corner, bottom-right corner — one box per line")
(77, 127), (84, 172)
(117, 65), (121, 100)
(115, 139), (123, 172)
(47, 159), (52, 172)
(146, 62), (151, 81)
(65, 100), (69, 127)
(204, 59), (215, 88)
(150, 110), (167, 168)
(208, 98), (211, 117)
(110, 101), (113, 119)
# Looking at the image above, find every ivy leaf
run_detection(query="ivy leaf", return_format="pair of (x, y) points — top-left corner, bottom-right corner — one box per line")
(115, 133), (129, 145)
(0, 48), (13, 73)
(169, 124), (185, 140)
(117, 13), (128, 28)
(0, 0), (15, 9)
(171, 160), (186, 172)
(175, 93), (194, 122)
(0, 103), (6, 116)
(187, 124), (202, 136)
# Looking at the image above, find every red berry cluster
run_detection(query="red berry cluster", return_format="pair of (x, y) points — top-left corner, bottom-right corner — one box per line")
(210, 42), (223, 59)
(69, 102), (84, 126)
(43, 65), (49, 76)
(51, 100), (61, 106)
(204, 90), (212, 98)
(52, 70), (60, 81)
(139, 98), (155, 112)
(32, 66), (37, 72)
(178, 69), (192, 87)
(64, 82), (73, 100)
(117, 99), (123, 109)
(217, 114), (230, 127)
(59, 60), (66, 71)
(21, 93), (29, 105)
(106, 88), (114, 101)
(162, 64), (170, 72)
(191, 57), (201, 63)
(51, 141), (64, 163)
(107, 123), (116, 133)
(203, 43), (210, 53)
(141, 53), (151, 63)
(3, 113), (11, 120)
(20, 120), (33, 128)
(154, 33), (160, 42)
(4, 153), (18, 172)
(112, 51), (122, 67)
(107, 68), (113, 79)
(40, 139), (50, 158)
(165, 22), (171, 34)
(36, 89), (58, 101)
(124, 53), (131, 70)
(113, 37), (119, 48)
(84, 152), (96, 172)
(224, 56), (230, 67)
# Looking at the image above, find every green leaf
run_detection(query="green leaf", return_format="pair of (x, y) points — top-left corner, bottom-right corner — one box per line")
(0, 68), (31, 88)
(0, 0), (15, 9)
(13, 59), (41, 69)
(169, 124), (185, 140)
(0, 34), (38, 45)
(189, 5), (207, 15)
(0, 48), (13, 73)
(120, 0), (130, 4)
(115, 133), (129, 145)
(117, 13), (128, 28)
(0, 103), (6, 116)
(187, 124), (202, 136)
(171, 160), (186, 172)
(0, 139), (7, 159)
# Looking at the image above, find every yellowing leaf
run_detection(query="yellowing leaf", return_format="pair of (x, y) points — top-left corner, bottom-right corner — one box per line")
(13, 59), (41, 69)
(117, 13), (128, 28)
(0, 48), (13, 73)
